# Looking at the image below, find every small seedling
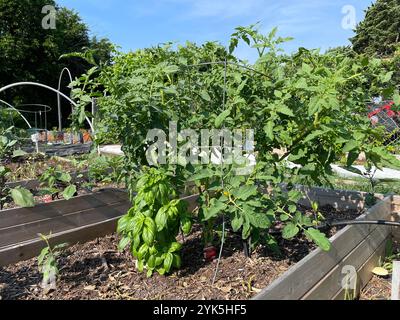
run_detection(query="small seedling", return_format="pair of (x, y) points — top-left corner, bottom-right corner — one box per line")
(37, 233), (68, 292)
(39, 166), (77, 201)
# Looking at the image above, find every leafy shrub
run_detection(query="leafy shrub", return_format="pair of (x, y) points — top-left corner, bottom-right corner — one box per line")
(72, 24), (400, 275)
(88, 154), (125, 184)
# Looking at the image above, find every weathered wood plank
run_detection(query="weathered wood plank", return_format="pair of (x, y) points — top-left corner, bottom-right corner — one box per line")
(302, 226), (390, 300)
(0, 192), (198, 267)
(0, 217), (119, 267)
(295, 185), (385, 211)
(253, 196), (392, 300)
(333, 238), (388, 300)
(0, 188), (128, 229)
(0, 202), (130, 248)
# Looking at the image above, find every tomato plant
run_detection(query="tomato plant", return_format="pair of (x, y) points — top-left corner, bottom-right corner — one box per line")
(72, 24), (400, 276)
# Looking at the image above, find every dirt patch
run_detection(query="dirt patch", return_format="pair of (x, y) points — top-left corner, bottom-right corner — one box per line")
(4, 155), (88, 182)
(0, 206), (364, 301)
(360, 276), (392, 300)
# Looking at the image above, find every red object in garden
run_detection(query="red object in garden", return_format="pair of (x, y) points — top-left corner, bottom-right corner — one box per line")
(368, 101), (399, 119)
(204, 246), (217, 262)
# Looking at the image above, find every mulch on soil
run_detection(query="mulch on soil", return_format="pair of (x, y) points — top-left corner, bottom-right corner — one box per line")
(5, 157), (88, 182)
(0, 205), (363, 300)
(360, 244), (400, 301)
(360, 276), (392, 300)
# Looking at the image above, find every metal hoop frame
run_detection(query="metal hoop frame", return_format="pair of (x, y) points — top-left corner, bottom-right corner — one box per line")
(57, 67), (73, 131)
(0, 99), (32, 129)
(0, 82), (95, 133)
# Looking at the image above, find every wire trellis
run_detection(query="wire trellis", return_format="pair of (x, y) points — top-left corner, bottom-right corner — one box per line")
(176, 58), (261, 285)
(367, 100), (400, 145)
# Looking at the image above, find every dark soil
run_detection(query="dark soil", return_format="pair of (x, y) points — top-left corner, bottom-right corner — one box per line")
(299, 204), (362, 237)
(0, 205), (363, 301)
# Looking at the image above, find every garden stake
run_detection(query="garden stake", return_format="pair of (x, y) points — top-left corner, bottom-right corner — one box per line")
(212, 58), (228, 286)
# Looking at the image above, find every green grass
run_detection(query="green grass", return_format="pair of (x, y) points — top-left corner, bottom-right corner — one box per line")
(313, 175), (400, 195)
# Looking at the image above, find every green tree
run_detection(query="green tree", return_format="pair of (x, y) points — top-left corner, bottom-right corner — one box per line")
(351, 0), (400, 57)
(0, 0), (112, 128)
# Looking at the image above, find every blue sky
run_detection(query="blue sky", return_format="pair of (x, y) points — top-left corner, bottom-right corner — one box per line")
(57, 0), (374, 62)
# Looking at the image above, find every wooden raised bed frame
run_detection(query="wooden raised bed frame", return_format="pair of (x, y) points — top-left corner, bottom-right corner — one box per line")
(0, 189), (131, 267)
(0, 190), (198, 268)
(0, 185), (397, 300)
(254, 187), (399, 300)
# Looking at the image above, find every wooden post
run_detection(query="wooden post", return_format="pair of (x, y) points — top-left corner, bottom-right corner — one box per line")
(392, 261), (400, 300)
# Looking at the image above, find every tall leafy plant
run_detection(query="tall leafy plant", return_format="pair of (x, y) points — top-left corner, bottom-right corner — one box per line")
(74, 24), (400, 275)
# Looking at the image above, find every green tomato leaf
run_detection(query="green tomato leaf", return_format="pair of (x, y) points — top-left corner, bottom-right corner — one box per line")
(78, 106), (86, 124)
(62, 185), (77, 201)
(394, 91), (400, 106)
(233, 185), (258, 201)
(343, 140), (359, 153)
(277, 106), (294, 117)
(305, 228), (331, 251)
(200, 90), (211, 102)
(189, 168), (216, 181)
(203, 199), (227, 220)
(242, 219), (251, 240)
(163, 65), (180, 74)
(282, 223), (300, 239)
(231, 215), (244, 232)
(280, 214), (290, 222)
(215, 109), (231, 128)
(11, 188), (35, 208)
(264, 121), (274, 140)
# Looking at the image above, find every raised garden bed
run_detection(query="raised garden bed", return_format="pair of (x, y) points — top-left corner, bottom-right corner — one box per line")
(0, 202), (362, 300)
(254, 192), (398, 300)
(22, 143), (93, 157)
(2, 186), (393, 300)
(2, 154), (90, 184)
(0, 189), (131, 267)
